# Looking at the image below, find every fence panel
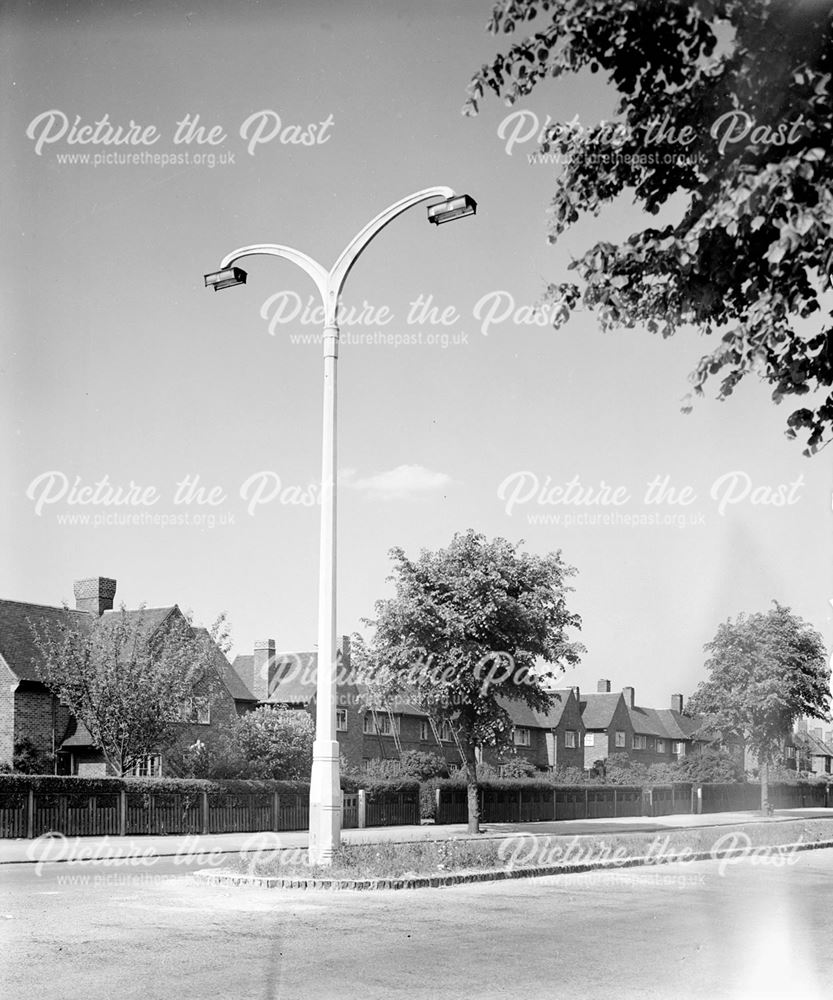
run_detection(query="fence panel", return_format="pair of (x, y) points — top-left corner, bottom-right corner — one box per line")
(554, 787), (587, 820)
(126, 791), (202, 836)
(278, 795), (309, 832)
(0, 791), (28, 837)
(365, 792), (420, 828)
(209, 794), (272, 834)
(436, 788), (467, 825)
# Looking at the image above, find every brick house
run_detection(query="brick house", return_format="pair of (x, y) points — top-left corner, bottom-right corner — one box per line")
(581, 680), (712, 770)
(486, 689), (585, 773)
(230, 636), (365, 769)
(0, 577), (246, 776)
(351, 687), (584, 775)
(788, 721), (833, 775)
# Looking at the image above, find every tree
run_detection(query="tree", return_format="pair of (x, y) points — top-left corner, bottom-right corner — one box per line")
(359, 530), (584, 833)
(675, 744), (745, 784)
(465, 1), (833, 454)
(688, 602), (829, 812)
(600, 752), (648, 785)
(225, 706), (314, 780)
(30, 607), (223, 777)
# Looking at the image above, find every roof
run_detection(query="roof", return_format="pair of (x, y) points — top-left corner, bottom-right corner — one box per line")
(580, 691), (708, 742)
(0, 599), (182, 684)
(627, 705), (674, 738)
(0, 599), (94, 681)
(193, 629), (256, 703)
(580, 692), (622, 729)
(60, 718), (97, 748)
(800, 732), (833, 758)
(498, 690), (573, 729)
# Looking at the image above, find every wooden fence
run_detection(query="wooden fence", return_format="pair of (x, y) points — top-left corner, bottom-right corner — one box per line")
(1, 780), (829, 839)
(436, 781), (830, 826)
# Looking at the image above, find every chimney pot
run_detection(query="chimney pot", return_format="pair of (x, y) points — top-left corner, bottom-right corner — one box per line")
(597, 679), (611, 693)
(623, 686), (635, 708)
(73, 577), (117, 616)
(671, 694), (684, 714)
(571, 685), (580, 701)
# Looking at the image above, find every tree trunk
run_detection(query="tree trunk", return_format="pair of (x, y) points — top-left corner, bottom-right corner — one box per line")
(760, 759), (770, 815)
(462, 742), (480, 834)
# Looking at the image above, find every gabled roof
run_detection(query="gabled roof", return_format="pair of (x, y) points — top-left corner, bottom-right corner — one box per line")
(0, 599), (179, 683)
(60, 718), (96, 748)
(580, 689), (708, 741)
(580, 692), (623, 729)
(498, 690), (573, 729)
(0, 600), (94, 681)
(802, 732), (833, 758)
(192, 628), (257, 703)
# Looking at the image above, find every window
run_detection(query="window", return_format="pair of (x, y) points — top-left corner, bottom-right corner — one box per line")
(565, 730), (577, 749)
(181, 696), (210, 725)
(674, 741), (686, 755)
(419, 720), (430, 741)
(513, 727), (531, 747)
(615, 731), (626, 748)
(656, 739), (666, 753)
(584, 733), (594, 747)
(130, 754), (162, 777)
(439, 721), (453, 742)
(786, 745), (796, 759)
(363, 712), (398, 736)
(633, 735), (647, 750)
(336, 708), (348, 732)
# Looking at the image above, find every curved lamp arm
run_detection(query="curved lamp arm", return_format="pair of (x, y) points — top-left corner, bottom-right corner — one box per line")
(220, 244), (330, 308)
(216, 187), (457, 326)
(328, 186), (455, 300)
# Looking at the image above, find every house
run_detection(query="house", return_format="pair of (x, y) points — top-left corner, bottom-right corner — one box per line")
(0, 576), (244, 776)
(580, 679), (712, 769)
(790, 722), (833, 776)
(485, 688), (585, 773)
(230, 636), (365, 769)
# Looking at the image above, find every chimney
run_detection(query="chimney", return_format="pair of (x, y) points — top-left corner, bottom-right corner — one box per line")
(812, 727), (823, 741)
(597, 679), (611, 693)
(252, 639), (276, 702)
(74, 577), (116, 616)
(825, 731), (832, 745)
(336, 634), (352, 682)
(623, 686), (635, 708)
(797, 718), (808, 734)
(671, 694), (684, 714)
(571, 685), (580, 702)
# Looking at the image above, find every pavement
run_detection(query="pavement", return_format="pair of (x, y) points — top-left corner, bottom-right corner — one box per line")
(3, 807), (831, 865)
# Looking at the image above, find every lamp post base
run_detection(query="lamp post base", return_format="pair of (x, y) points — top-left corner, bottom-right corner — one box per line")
(308, 738), (341, 866)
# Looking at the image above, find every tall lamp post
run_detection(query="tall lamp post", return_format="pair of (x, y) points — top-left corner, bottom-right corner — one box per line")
(204, 187), (476, 865)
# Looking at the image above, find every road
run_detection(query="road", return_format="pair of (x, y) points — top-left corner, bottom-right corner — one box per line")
(2, 845), (831, 1000)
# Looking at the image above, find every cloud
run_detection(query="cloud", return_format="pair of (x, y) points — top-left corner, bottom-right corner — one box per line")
(342, 464), (452, 501)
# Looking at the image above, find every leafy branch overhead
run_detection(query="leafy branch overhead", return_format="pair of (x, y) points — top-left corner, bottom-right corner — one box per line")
(465, 0), (833, 454)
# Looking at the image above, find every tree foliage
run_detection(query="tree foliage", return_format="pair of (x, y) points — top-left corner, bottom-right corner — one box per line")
(30, 607), (224, 777)
(359, 529), (584, 831)
(465, 0), (833, 454)
(688, 601), (829, 809)
(224, 706), (315, 781)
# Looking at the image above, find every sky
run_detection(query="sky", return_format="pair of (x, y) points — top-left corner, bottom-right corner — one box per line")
(1, 0), (830, 711)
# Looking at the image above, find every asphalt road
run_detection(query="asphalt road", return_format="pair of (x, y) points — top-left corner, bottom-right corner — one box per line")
(2, 845), (831, 1000)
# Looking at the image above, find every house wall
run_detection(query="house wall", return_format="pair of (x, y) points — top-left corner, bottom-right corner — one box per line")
(360, 711), (462, 770)
(12, 683), (71, 765)
(553, 694), (585, 771)
(0, 678), (15, 764)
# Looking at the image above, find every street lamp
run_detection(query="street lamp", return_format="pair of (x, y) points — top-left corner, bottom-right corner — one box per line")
(204, 187), (476, 865)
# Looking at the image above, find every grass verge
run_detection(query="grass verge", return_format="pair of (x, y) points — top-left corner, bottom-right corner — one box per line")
(219, 817), (833, 886)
